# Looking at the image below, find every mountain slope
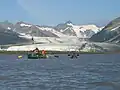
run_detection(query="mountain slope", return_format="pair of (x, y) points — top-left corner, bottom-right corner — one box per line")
(13, 21), (101, 38)
(55, 21), (100, 38)
(0, 26), (32, 45)
(0, 20), (14, 30)
(0, 20), (102, 45)
(14, 22), (59, 37)
(90, 17), (120, 43)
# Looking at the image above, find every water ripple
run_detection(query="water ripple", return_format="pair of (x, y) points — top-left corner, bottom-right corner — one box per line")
(0, 54), (119, 90)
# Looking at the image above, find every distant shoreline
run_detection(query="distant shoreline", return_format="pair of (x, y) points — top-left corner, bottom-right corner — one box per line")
(0, 50), (119, 54)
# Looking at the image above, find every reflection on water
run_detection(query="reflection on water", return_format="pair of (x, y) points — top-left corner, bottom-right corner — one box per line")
(0, 54), (119, 90)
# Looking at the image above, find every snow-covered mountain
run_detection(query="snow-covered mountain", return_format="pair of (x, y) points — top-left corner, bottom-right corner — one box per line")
(0, 20), (14, 30)
(0, 20), (103, 46)
(0, 25), (31, 45)
(54, 21), (101, 38)
(14, 22), (59, 38)
(1, 20), (120, 52)
(15, 21), (101, 38)
(0, 21), (101, 39)
(90, 17), (120, 43)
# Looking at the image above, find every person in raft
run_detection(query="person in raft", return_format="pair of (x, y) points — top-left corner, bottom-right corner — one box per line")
(33, 48), (40, 54)
(42, 50), (46, 55)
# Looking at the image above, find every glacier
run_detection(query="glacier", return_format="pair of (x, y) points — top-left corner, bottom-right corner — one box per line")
(5, 32), (120, 52)
(6, 36), (85, 51)
(7, 44), (81, 51)
(6, 36), (120, 52)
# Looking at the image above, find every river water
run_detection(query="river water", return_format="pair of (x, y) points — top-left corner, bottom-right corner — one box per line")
(0, 54), (120, 90)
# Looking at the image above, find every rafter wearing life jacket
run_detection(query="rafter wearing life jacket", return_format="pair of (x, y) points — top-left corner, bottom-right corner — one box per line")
(42, 50), (46, 55)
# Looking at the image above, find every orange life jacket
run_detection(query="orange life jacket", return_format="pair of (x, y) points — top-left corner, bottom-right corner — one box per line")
(42, 50), (46, 55)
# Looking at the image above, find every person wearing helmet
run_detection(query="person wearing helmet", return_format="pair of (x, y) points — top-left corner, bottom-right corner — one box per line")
(33, 48), (39, 54)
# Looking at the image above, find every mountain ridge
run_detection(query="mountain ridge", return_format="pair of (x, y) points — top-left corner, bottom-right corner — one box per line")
(90, 17), (120, 43)
(0, 20), (102, 38)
